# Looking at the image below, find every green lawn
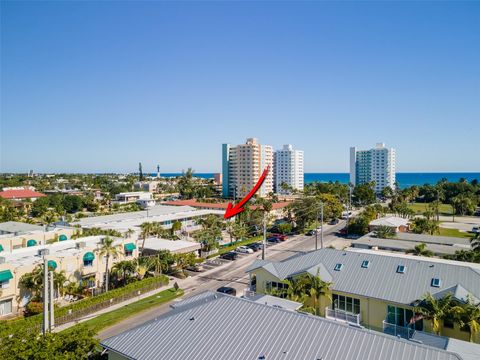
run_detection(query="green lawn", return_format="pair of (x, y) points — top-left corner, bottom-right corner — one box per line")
(408, 202), (453, 216)
(70, 288), (184, 333)
(438, 227), (474, 239)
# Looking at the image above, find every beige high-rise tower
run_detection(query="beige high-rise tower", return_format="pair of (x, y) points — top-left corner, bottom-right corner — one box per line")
(222, 138), (273, 198)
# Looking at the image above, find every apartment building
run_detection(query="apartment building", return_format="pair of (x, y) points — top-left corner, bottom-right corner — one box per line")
(274, 144), (304, 194)
(222, 138), (274, 198)
(0, 235), (138, 317)
(247, 248), (480, 344)
(0, 221), (75, 253)
(350, 143), (396, 193)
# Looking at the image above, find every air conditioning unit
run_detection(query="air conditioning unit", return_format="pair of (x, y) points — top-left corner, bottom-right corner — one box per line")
(76, 241), (86, 249)
(0, 257), (5, 264)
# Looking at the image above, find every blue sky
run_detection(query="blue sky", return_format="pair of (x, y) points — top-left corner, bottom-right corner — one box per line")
(1, 1), (479, 173)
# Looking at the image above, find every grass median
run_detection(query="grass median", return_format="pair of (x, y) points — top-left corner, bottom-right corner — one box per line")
(68, 287), (184, 333)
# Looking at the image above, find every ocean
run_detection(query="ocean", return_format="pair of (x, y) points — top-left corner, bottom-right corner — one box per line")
(159, 172), (480, 189)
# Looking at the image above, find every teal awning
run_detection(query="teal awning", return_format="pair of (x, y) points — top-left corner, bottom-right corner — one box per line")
(48, 260), (57, 270)
(59, 234), (68, 241)
(0, 270), (13, 282)
(83, 252), (95, 261)
(26, 239), (37, 247)
(124, 243), (136, 252)
(0, 244), (3, 252)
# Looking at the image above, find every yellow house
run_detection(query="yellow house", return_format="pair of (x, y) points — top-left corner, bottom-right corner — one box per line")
(0, 235), (138, 318)
(246, 248), (480, 344)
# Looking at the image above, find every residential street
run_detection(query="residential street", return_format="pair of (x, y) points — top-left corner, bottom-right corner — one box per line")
(98, 221), (348, 340)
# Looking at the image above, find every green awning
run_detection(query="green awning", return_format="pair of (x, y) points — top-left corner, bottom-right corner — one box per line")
(59, 234), (68, 241)
(0, 244), (4, 252)
(124, 243), (136, 252)
(0, 270), (13, 282)
(26, 239), (37, 247)
(48, 260), (57, 270)
(83, 252), (95, 261)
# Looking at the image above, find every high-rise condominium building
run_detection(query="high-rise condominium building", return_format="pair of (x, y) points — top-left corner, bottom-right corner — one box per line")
(222, 138), (274, 198)
(350, 143), (396, 193)
(274, 144), (304, 194)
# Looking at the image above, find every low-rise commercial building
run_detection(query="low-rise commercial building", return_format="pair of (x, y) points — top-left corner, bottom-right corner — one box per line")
(369, 216), (410, 232)
(100, 291), (464, 360)
(74, 205), (224, 236)
(353, 232), (472, 256)
(114, 191), (153, 204)
(141, 238), (201, 256)
(247, 248), (480, 343)
(0, 235), (138, 318)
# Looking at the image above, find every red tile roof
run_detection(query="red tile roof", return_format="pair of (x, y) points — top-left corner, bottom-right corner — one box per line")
(0, 189), (46, 200)
(164, 199), (291, 210)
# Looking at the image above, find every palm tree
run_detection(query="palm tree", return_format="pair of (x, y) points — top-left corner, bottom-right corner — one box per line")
(232, 222), (248, 243)
(305, 270), (332, 316)
(451, 300), (480, 342)
(111, 260), (136, 286)
(96, 236), (120, 292)
(414, 293), (453, 335)
(53, 270), (68, 298)
(139, 222), (155, 256)
(374, 225), (396, 239)
(471, 233), (480, 251)
(407, 243), (434, 257)
(284, 275), (309, 302)
(123, 228), (135, 239)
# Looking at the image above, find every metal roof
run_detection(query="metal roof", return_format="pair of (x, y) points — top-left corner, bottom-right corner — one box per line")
(0, 221), (44, 234)
(101, 291), (463, 360)
(411, 332), (480, 360)
(246, 249), (480, 305)
(360, 232), (471, 247)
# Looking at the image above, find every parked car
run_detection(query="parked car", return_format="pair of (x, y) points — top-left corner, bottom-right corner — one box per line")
(472, 226), (480, 234)
(221, 252), (239, 261)
(329, 218), (339, 225)
(247, 242), (263, 252)
(267, 236), (281, 243)
(305, 230), (316, 236)
(217, 286), (237, 296)
(236, 245), (254, 254)
(271, 233), (287, 241)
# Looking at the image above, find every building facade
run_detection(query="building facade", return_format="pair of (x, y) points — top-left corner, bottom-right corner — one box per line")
(247, 248), (480, 344)
(350, 143), (396, 193)
(222, 138), (274, 198)
(273, 144), (304, 194)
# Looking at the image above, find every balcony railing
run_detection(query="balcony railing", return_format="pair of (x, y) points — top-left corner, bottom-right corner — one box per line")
(325, 307), (361, 325)
(382, 320), (416, 339)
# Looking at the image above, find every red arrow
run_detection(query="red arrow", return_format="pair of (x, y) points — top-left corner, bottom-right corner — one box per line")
(224, 166), (270, 219)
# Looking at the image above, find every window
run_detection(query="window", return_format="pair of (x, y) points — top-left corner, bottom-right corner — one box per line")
(443, 316), (454, 329)
(84, 259), (93, 267)
(396, 265), (406, 274)
(387, 305), (423, 331)
(334, 263), (343, 271)
(361, 260), (370, 268)
(431, 278), (441, 287)
(0, 281), (9, 289)
(332, 294), (361, 315)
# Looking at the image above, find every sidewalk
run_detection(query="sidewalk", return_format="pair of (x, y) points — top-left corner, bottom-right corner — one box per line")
(53, 282), (174, 332)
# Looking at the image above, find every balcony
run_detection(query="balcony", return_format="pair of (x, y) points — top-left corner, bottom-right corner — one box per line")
(325, 307), (361, 325)
(382, 320), (415, 339)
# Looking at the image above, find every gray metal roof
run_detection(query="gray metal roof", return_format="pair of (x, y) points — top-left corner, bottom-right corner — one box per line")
(360, 232), (471, 247)
(246, 249), (480, 305)
(101, 291), (463, 360)
(411, 332), (480, 360)
(0, 221), (44, 234)
(352, 237), (465, 256)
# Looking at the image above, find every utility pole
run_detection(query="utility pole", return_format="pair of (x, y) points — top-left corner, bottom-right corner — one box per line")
(262, 213), (267, 260)
(315, 207), (319, 251)
(40, 249), (50, 335)
(346, 184), (352, 236)
(320, 202), (324, 249)
(49, 270), (54, 331)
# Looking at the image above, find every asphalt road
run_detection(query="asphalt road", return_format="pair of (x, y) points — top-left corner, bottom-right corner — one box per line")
(98, 221), (347, 340)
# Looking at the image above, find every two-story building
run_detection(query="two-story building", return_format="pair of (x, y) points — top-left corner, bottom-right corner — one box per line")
(246, 248), (480, 344)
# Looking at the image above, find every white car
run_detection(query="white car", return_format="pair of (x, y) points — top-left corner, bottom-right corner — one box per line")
(236, 246), (254, 254)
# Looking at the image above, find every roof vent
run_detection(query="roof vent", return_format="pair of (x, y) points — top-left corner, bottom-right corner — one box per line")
(396, 265), (406, 274)
(189, 317), (195, 321)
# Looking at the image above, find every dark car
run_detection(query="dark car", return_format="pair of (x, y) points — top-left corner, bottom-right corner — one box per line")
(221, 252), (238, 261)
(329, 218), (339, 225)
(217, 286), (237, 296)
(248, 242), (263, 252)
(305, 230), (316, 236)
(267, 236), (281, 243)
